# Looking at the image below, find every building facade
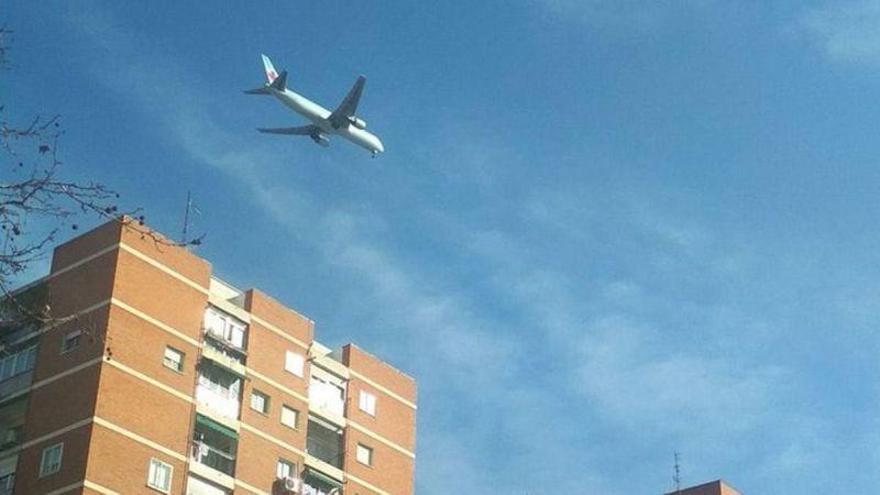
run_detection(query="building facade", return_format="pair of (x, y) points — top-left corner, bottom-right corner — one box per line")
(0, 220), (417, 495)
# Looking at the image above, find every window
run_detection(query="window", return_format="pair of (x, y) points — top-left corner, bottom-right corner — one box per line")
(162, 347), (184, 372)
(284, 351), (304, 377)
(60, 330), (82, 354)
(358, 390), (377, 416)
(0, 346), (36, 381)
(356, 444), (373, 466)
(250, 390), (269, 413)
(281, 405), (299, 429)
(39, 442), (63, 477)
(276, 459), (295, 479)
(147, 458), (173, 493)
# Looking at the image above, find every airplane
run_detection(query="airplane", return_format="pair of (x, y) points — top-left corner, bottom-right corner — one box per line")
(245, 54), (385, 157)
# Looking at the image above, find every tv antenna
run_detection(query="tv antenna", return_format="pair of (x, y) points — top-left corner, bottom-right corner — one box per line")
(180, 191), (201, 247)
(673, 451), (682, 494)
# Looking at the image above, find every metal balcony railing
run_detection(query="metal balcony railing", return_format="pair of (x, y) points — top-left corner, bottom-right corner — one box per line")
(191, 441), (236, 476)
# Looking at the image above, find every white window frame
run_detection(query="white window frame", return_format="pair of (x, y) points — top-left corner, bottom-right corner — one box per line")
(356, 443), (373, 466)
(358, 390), (377, 416)
(280, 405), (299, 429)
(276, 458), (295, 479)
(60, 330), (82, 354)
(250, 390), (269, 414)
(146, 458), (173, 493)
(162, 346), (184, 372)
(284, 351), (304, 377)
(39, 442), (63, 477)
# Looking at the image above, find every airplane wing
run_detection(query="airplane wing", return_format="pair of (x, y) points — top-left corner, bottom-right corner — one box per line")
(257, 125), (318, 136)
(328, 75), (366, 128)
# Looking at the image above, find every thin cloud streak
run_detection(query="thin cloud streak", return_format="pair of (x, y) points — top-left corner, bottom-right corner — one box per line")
(62, 5), (880, 493)
(797, 0), (880, 65)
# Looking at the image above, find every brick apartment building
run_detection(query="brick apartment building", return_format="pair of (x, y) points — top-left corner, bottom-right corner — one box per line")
(0, 220), (417, 495)
(667, 480), (742, 495)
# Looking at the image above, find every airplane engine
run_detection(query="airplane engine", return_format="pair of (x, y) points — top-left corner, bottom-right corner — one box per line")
(348, 116), (367, 130)
(310, 133), (330, 147)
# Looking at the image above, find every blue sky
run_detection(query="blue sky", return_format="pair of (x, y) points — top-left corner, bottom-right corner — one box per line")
(5, 1), (880, 493)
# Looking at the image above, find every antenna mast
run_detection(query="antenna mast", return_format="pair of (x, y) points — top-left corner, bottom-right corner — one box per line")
(181, 191), (192, 245)
(673, 451), (682, 494)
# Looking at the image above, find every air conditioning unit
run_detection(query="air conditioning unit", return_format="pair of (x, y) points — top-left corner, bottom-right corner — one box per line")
(283, 477), (301, 493)
(272, 476), (302, 495)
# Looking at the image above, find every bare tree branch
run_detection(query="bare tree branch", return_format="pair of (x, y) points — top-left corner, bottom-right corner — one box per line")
(0, 26), (203, 354)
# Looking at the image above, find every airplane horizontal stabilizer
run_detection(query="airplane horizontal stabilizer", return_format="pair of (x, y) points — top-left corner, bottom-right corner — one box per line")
(244, 87), (271, 95)
(257, 125), (317, 136)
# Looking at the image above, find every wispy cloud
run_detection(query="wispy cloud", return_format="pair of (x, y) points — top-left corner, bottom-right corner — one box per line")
(66, 8), (535, 492)
(575, 314), (784, 434)
(533, 0), (716, 32)
(61, 5), (880, 493)
(797, 0), (880, 65)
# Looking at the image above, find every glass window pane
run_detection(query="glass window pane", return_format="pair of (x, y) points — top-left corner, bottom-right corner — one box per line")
(230, 325), (244, 348)
(276, 459), (293, 479)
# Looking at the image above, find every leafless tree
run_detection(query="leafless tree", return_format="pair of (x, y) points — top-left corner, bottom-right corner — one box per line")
(0, 27), (199, 349)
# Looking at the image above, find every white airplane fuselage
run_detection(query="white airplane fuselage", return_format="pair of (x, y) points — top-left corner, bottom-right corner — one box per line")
(269, 87), (384, 155)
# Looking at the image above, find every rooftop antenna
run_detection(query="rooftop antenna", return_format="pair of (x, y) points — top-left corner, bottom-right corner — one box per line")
(180, 191), (201, 247)
(673, 451), (682, 494)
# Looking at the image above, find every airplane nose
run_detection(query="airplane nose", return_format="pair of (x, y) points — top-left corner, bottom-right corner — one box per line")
(375, 140), (385, 154)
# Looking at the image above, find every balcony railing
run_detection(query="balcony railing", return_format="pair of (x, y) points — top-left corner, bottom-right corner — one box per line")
(195, 384), (240, 420)
(191, 441), (236, 476)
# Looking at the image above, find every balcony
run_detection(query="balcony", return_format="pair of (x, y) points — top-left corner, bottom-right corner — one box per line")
(308, 373), (345, 421)
(0, 426), (21, 453)
(195, 386), (239, 423)
(191, 441), (235, 476)
(301, 469), (343, 495)
(203, 307), (247, 353)
(306, 418), (343, 469)
(186, 474), (231, 495)
(0, 450), (16, 495)
(0, 346), (36, 402)
(201, 341), (246, 376)
(195, 362), (242, 422)
(192, 415), (238, 478)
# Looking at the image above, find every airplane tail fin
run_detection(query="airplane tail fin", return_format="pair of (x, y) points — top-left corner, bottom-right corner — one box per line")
(261, 54), (280, 83)
(244, 54), (286, 95)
